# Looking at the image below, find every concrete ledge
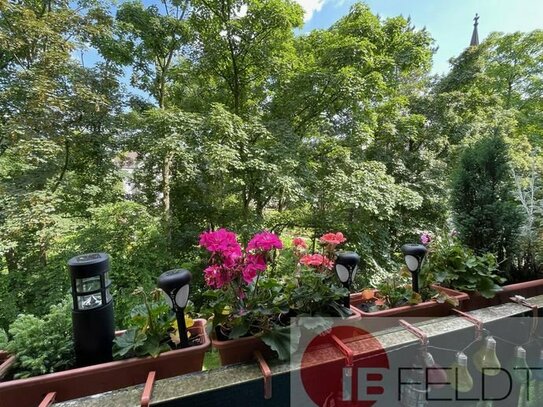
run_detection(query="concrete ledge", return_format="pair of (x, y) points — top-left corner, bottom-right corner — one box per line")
(56, 299), (537, 407)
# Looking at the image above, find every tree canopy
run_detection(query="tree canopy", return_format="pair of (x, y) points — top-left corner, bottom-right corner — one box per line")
(1, 0), (542, 328)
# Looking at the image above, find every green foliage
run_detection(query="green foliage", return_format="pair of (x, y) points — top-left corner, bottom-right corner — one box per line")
(377, 272), (419, 308)
(435, 30), (543, 281)
(5, 299), (74, 379)
(0, 328), (7, 349)
(187, 0), (304, 115)
(423, 235), (505, 298)
(202, 275), (289, 340)
(283, 268), (349, 317)
(73, 202), (174, 326)
(113, 288), (174, 359)
(261, 325), (301, 361)
(451, 132), (524, 272)
(1, 0), (542, 363)
(204, 277), (296, 356)
(358, 268), (459, 312)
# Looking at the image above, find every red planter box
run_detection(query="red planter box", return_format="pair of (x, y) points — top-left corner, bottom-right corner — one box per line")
(212, 334), (275, 366)
(350, 286), (469, 319)
(462, 279), (543, 311)
(0, 319), (210, 407)
(213, 306), (361, 366)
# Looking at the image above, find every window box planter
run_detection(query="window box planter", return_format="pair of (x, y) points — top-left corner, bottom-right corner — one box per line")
(212, 333), (275, 366)
(350, 286), (468, 319)
(0, 318), (210, 407)
(212, 306), (361, 366)
(462, 278), (543, 311)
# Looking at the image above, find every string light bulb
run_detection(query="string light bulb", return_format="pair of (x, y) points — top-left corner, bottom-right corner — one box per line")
(531, 349), (543, 406)
(473, 336), (501, 376)
(449, 352), (474, 393)
(533, 349), (543, 381)
(510, 346), (531, 407)
(511, 346), (531, 384)
(424, 351), (448, 389)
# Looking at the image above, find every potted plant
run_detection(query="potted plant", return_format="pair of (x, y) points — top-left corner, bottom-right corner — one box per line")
(350, 233), (468, 319)
(200, 228), (293, 366)
(0, 289), (210, 407)
(420, 232), (506, 311)
(350, 270), (468, 319)
(202, 229), (359, 366)
(420, 231), (543, 310)
(285, 233), (361, 320)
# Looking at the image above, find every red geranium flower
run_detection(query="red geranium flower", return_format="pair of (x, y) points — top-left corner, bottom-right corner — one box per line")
(292, 237), (308, 249)
(319, 232), (346, 246)
(300, 254), (333, 270)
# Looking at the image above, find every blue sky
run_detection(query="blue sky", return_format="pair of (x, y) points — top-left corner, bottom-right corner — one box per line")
(83, 0), (542, 98)
(299, 0), (543, 74)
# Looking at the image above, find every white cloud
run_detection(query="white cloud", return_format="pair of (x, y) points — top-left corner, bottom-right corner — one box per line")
(295, 0), (325, 22)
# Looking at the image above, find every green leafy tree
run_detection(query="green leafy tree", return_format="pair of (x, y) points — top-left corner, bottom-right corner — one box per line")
(0, 0), (123, 328)
(451, 131), (523, 273)
(267, 4), (436, 268)
(91, 0), (192, 239)
(187, 0), (303, 116)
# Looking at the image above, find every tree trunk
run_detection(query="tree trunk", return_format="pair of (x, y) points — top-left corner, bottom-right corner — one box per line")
(162, 152), (173, 243)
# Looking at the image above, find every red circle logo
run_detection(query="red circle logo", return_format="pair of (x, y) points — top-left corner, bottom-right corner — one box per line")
(300, 325), (389, 406)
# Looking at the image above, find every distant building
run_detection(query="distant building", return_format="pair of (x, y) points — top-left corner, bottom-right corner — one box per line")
(470, 14), (480, 47)
(116, 152), (139, 199)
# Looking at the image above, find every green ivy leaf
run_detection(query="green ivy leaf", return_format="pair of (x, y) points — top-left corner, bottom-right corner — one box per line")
(261, 326), (301, 361)
(113, 328), (147, 359)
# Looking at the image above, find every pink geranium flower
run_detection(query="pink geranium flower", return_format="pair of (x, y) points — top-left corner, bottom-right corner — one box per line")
(247, 231), (283, 252)
(300, 254), (333, 270)
(242, 253), (268, 283)
(292, 237), (308, 249)
(319, 232), (346, 247)
(203, 265), (229, 289)
(221, 245), (243, 269)
(199, 228), (240, 253)
(200, 229), (283, 290)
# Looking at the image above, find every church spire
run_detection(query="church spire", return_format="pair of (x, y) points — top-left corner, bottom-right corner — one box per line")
(470, 13), (480, 46)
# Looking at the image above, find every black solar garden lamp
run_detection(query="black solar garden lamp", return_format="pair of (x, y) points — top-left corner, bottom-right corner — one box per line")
(400, 244), (428, 294)
(158, 269), (192, 348)
(334, 251), (360, 308)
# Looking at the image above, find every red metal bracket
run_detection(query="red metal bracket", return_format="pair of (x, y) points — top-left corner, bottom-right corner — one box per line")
(399, 319), (428, 349)
(330, 334), (354, 367)
(38, 392), (56, 407)
(453, 309), (484, 340)
(510, 295), (538, 316)
(140, 371), (156, 407)
(510, 296), (539, 337)
(0, 354), (16, 380)
(254, 350), (272, 400)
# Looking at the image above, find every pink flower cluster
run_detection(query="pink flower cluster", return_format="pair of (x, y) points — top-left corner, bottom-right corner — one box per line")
(292, 237), (308, 259)
(200, 228), (282, 289)
(295, 231), (346, 271)
(319, 232), (346, 247)
(248, 231), (283, 252)
(292, 237), (307, 249)
(420, 232), (432, 246)
(300, 253), (332, 270)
